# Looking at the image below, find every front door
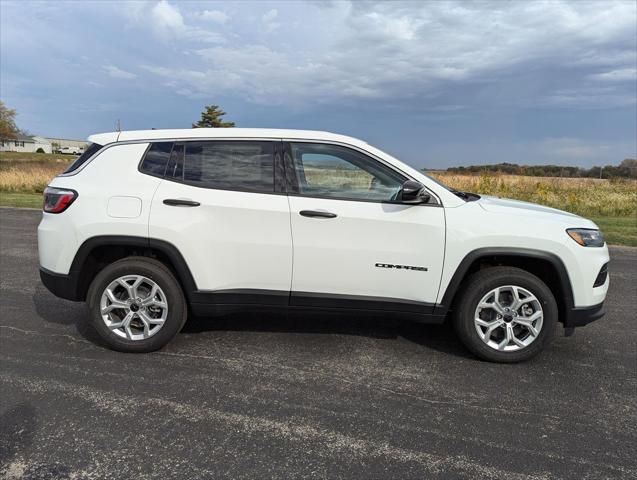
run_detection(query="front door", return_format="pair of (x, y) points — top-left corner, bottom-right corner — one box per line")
(285, 142), (445, 312)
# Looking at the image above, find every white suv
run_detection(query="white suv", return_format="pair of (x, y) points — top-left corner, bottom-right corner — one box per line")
(38, 128), (609, 362)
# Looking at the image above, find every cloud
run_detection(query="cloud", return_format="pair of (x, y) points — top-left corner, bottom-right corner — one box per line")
(123, 0), (224, 43)
(1, 0), (634, 166)
(103, 65), (137, 80)
(151, 0), (185, 37)
(538, 138), (612, 159)
(199, 9), (229, 25)
(261, 9), (280, 32)
(136, 0), (636, 107)
(589, 68), (637, 82)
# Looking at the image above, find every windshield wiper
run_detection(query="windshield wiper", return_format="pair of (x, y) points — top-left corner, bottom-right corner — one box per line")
(452, 190), (480, 201)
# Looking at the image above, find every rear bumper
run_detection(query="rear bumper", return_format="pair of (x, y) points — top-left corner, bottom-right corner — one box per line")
(564, 302), (605, 328)
(40, 267), (82, 301)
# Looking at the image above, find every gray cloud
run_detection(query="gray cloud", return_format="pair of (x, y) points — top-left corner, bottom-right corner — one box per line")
(134, 0), (636, 109)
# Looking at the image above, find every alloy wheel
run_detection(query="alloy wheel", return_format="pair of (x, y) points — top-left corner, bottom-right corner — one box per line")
(99, 275), (168, 341)
(474, 285), (543, 352)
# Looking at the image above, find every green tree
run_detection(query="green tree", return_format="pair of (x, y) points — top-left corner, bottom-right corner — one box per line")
(192, 105), (235, 128)
(0, 100), (19, 139)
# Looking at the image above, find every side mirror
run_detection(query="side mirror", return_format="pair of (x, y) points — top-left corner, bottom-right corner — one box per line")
(398, 180), (430, 204)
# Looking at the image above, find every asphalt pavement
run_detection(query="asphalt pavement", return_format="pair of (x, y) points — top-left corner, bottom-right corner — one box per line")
(1, 207), (636, 479)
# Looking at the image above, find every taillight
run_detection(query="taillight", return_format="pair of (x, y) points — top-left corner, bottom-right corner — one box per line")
(43, 187), (78, 213)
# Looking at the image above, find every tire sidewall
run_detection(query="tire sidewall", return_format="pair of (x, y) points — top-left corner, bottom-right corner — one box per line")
(87, 258), (186, 353)
(454, 268), (557, 363)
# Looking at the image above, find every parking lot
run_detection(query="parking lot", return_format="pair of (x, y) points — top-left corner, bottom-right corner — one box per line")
(1, 207), (636, 479)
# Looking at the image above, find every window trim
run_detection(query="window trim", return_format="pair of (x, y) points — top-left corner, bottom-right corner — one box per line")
(282, 140), (441, 206)
(122, 136), (439, 206)
(138, 139), (282, 195)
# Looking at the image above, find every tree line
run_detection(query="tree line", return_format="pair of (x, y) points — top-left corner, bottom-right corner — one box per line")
(443, 160), (637, 179)
(4, 100), (636, 180)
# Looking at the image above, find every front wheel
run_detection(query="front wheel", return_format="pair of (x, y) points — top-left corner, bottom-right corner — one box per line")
(87, 257), (187, 353)
(452, 267), (557, 363)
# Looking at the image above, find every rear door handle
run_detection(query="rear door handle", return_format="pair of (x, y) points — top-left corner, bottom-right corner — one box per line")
(163, 199), (200, 207)
(299, 210), (337, 219)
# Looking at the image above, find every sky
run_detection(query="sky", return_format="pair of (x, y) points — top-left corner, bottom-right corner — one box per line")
(1, 0), (636, 169)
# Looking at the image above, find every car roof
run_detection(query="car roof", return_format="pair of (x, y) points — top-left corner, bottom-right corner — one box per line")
(88, 128), (367, 147)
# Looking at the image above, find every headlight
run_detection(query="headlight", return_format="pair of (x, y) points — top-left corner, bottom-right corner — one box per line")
(567, 228), (605, 247)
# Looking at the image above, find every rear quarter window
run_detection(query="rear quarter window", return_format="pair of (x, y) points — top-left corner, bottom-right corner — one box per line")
(139, 142), (174, 177)
(63, 143), (103, 173)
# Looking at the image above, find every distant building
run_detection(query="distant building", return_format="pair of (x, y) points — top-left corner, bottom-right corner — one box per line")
(32, 136), (53, 154)
(0, 134), (86, 154)
(0, 133), (38, 152)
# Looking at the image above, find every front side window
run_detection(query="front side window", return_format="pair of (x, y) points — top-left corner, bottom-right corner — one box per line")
(166, 141), (274, 193)
(63, 142), (103, 173)
(288, 143), (405, 202)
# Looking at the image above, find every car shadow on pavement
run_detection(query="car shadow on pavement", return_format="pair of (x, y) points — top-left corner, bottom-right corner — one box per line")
(32, 284), (108, 348)
(183, 311), (475, 360)
(32, 284), (473, 359)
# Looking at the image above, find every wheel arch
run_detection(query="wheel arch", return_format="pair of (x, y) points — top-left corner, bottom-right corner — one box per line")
(436, 248), (574, 324)
(70, 236), (197, 302)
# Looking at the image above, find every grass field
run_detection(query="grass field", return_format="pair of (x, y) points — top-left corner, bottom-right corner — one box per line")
(0, 152), (635, 246)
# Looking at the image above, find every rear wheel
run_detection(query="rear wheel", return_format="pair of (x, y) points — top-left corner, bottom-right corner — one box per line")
(452, 267), (557, 363)
(87, 257), (187, 352)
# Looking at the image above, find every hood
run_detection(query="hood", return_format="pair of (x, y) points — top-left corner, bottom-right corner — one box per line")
(477, 195), (586, 222)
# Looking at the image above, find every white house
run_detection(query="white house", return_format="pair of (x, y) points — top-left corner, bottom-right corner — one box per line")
(0, 133), (39, 152)
(0, 134), (85, 154)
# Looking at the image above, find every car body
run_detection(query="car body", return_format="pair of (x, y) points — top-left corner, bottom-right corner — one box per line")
(37, 128), (609, 361)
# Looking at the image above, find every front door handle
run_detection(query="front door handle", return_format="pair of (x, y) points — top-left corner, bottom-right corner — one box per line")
(299, 210), (337, 219)
(163, 199), (201, 207)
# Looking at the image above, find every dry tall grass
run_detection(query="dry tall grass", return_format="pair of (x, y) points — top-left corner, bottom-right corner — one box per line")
(429, 172), (636, 217)
(0, 157), (635, 218)
(0, 163), (66, 194)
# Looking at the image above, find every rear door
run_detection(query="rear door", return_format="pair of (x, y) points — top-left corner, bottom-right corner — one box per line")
(147, 140), (292, 305)
(284, 141), (445, 312)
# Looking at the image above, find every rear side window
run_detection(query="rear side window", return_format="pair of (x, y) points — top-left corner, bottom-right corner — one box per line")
(166, 141), (274, 193)
(140, 142), (173, 177)
(63, 143), (103, 173)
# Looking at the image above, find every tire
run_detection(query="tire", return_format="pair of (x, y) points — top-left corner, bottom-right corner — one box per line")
(452, 266), (557, 363)
(87, 256), (187, 353)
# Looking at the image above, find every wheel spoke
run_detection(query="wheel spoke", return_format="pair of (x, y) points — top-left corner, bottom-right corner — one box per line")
(511, 287), (522, 309)
(122, 311), (137, 339)
(137, 311), (151, 338)
(131, 276), (144, 299)
(117, 278), (134, 299)
(498, 324), (514, 350)
(108, 310), (134, 330)
(475, 318), (503, 341)
(102, 288), (129, 314)
(139, 310), (164, 326)
(515, 317), (540, 337)
(511, 327), (526, 348)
